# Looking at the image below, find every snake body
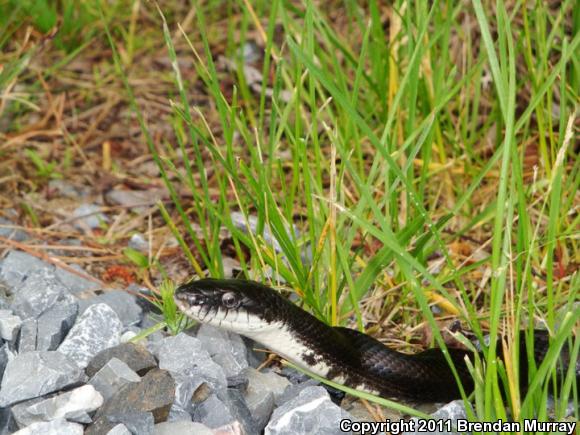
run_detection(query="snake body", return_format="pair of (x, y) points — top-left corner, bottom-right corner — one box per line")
(174, 278), (577, 402)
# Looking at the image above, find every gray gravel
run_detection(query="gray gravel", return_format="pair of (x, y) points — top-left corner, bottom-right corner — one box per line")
(36, 300), (78, 351)
(0, 351), (87, 407)
(196, 324), (249, 378)
(54, 264), (101, 294)
(17, 318), (37, 353)
(78, 290), (142, 327)
(0, 246), (486, 434)
(10, 269), (65, 320)
(0, 343), (10, 383)
(153, 420), (214, 435)
(88, 357), (141, 400)
(11, 385), (103, 427)
(57, 303), (123, 369)
(85, 342), (157, 377)
(72, 204), (108, 231)
(266, 386), (354, 435)
(12, 419), (84, 435)
(106, 423), (133, 435)
(0, 309), (21, 341)
(154, 333), (227, 416)
(0, 217), (28, 242)
(0, 251), (49, 289)
(243, 368), (290, 428)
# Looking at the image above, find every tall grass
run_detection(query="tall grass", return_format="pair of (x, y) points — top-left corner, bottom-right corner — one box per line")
(0, 0), (101, 52)
(104, 0), (578, 422)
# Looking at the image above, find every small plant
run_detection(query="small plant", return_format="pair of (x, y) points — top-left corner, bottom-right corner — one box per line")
(25, 148), (62, 180)
(123, 253), (195, 340)
(0, 0), (100, 52)
(130, 279), (195, 344)
(123, 247), (149, 269)
(149, 279), (194, 336)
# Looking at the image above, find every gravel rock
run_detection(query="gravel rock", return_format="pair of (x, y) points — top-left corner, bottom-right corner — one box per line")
(155, 333), (227, 414)
(0, 407), (17, 435)
(404, 400), (468, 435)
(0, 217), (28, 242)
(11, 384), (103, 427)
(106, 424), (132, 435)
(36, 300), (79, 351)
(106, 411), (155, 435)
(120, 330), (138, 342)
(95, 368), (175, 424)
(17, 318), (37, 353)
(0, 293), (8, 311)
(86, 342), (157, 377)
(239, 40), (261, 63)
(265, 386), (353, 435)
(166, 405), (192, 422)
(54, 264), (101, 294)
(274, 379), (319, 406)
(10, 269), (66, 320)
(0, 309), (21, 341)
(193, 392), (255, 433)
(0, 251), (49, 289)
(0, 351), (86, 407)
(12, 419), (84, 435)
(0, 343), (10, 383)
(47, 180), (90, 199)
(153, 421), (214, 435)
(431, 400), (467, 421)
(226, 389), (258, 433)
(89, 357), (141, 401)
(85, 417), (117, 435)
(72, 204), (108, 230)
(0, 251), (97, 308)
(243, 337), (267, 368)
(196, 325), (248, 378)
(278, 366), (312, 385)
(106, 189), (165, 211)
(128, 233), (149, 252)
(140, 316), (166, 345)
(342, 399), (400, 426)
(58, 303), (122, 368)
(213, 421), (246, 435)
(227, 374), (249, 390)
(243, 368), (290, 429)
(46, 239), (84, 257)
(79, 290), (142, 327)
(275, 367), (346, 405)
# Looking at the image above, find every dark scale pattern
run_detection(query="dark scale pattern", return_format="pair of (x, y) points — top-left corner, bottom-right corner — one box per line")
(175, 279), (578, 402)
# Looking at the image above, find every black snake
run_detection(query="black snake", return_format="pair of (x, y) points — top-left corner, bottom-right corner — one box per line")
(174, 278), (578, 402)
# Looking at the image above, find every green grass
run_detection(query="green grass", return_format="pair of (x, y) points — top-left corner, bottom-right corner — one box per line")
(0, 0), (101, 52)
(102, 1), (580, 421)
(100, 0), (579, 423)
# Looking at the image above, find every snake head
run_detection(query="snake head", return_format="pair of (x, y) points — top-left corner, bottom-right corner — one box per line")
(174, 278), (290, 332)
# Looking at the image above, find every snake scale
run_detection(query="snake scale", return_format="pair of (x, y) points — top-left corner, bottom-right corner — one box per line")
(174, 278), (578, 402)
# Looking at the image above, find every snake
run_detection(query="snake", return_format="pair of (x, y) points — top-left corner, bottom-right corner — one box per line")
(174, 278), (578, 402)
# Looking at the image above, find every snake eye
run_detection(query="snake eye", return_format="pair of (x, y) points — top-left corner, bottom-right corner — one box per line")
(222, 292), (238, 308)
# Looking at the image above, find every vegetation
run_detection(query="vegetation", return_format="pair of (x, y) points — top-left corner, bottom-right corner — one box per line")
(2, 0), (578, 424)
